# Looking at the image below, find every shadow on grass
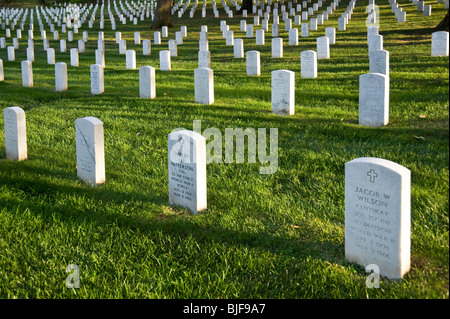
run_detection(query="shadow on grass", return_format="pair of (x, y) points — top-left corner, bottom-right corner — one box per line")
(0, 163), (349, 268)
(0, 158), (168, 208)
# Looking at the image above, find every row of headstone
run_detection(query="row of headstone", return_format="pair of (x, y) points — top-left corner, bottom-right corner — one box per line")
(0, 0), (353, 36)
(2, 105), (106, 185)
(14, 51), (304, 109)
(361, 21), (389, 128)
(1, 103), (413, 281)
(2, 1), (444, 126)
(388, 0), (406, 23)
(2, 24), (178, 71)
(217, 0), (342, 43)
(1, 0), (350, 68)
(4, 46), (383, 128)
(0, 0), (155, 43)
(1, 0), (196, 36)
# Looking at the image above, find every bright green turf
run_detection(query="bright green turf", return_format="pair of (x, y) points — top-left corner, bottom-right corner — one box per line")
(0, 0), (448, 298)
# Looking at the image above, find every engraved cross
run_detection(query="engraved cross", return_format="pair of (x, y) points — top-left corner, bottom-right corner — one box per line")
(367, 169), (378, 183)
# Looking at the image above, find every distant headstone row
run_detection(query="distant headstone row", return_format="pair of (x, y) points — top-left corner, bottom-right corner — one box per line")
(1, 0), (448, 128)
(0, 0), (155, 32)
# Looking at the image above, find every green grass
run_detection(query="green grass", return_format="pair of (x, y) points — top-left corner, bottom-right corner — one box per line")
(0, 0), (448, 299)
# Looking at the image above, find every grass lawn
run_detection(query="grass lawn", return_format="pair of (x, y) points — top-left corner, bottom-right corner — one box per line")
(0, 0), (448, 299)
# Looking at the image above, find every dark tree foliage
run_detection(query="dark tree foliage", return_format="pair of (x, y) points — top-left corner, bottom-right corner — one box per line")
(236, 0), (253, 15)
(151, 0), (173, 29)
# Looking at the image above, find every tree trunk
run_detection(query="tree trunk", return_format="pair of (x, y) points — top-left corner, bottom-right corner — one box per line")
(236, 0), (254, 15)
(151, 0), (173, 29)
(435, 11), (449, 31)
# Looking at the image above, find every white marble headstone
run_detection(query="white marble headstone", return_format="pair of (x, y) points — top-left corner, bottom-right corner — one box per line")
(55, 62), (68, 91)
(43, 39), (50, 51)
(317, 36), (330, 59)
(397, 10), (406, 23)
(95, 49), (105, 68)
(423, 5), (431, 16)
(271, 69), (295, 115)
(115, 31), (121, 43)
(301, 22), (309, 37)
(126, 50), (136, 69)
(75, 116), (105, 186)
(7, 46), (15, 61)
(359, 73), (389, 127)
(234, 38), (244, 58)
(168, 130), (207, 214)
(302, 11), (308, 21)
(325, 27), (336, 44)
(90, 64), (104, 95)
(60, 39), (66, 52)
(154, 31), (161, 45)
(338, 17), (346, 31)
(168, 39), (177, 57)
(175, 31), (183, 45)
(119, 39), (126, 54)
(272, 23), (279, 37)
(246, 24), (253, 38)
(47, 48), (55, 64)
(3, 106), (27, 161)
(272, 37), (283, 58)
(431, 31), (449, 57)
(26, 46), (34, 62)
(181, 26), (187, 38)
(285, 18), (292, 31)
(367, 26), (379, 45)
(310, 17), (318, 31)
(198, 50), (211, 68)
(159, 50), (171, 71)
(21, 60), (33, 87)
(289, 28), (298, 46)
(256, 29), (265, 45)
(301, 50), (317, 78)
(369, 34), (383, 59)
(240, 20), (246, 32)
(162, 26), (168, 37)
(116, 31), (122, 44)
(345, 157), (411, 280)
(139, 65), (156, 99)
(369, 49), (389, 77)
(246, 50), (261, 76)
(194, 67), (214, 105)
(13, 38), (19, 49)
(142, 39), (151, 55)
(0, 59), (3, 81)
(199, 36), (209, 51)
(78, 39), (85, 53)
(70, 48), (79, 67)
(134, 31), (141, 44)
